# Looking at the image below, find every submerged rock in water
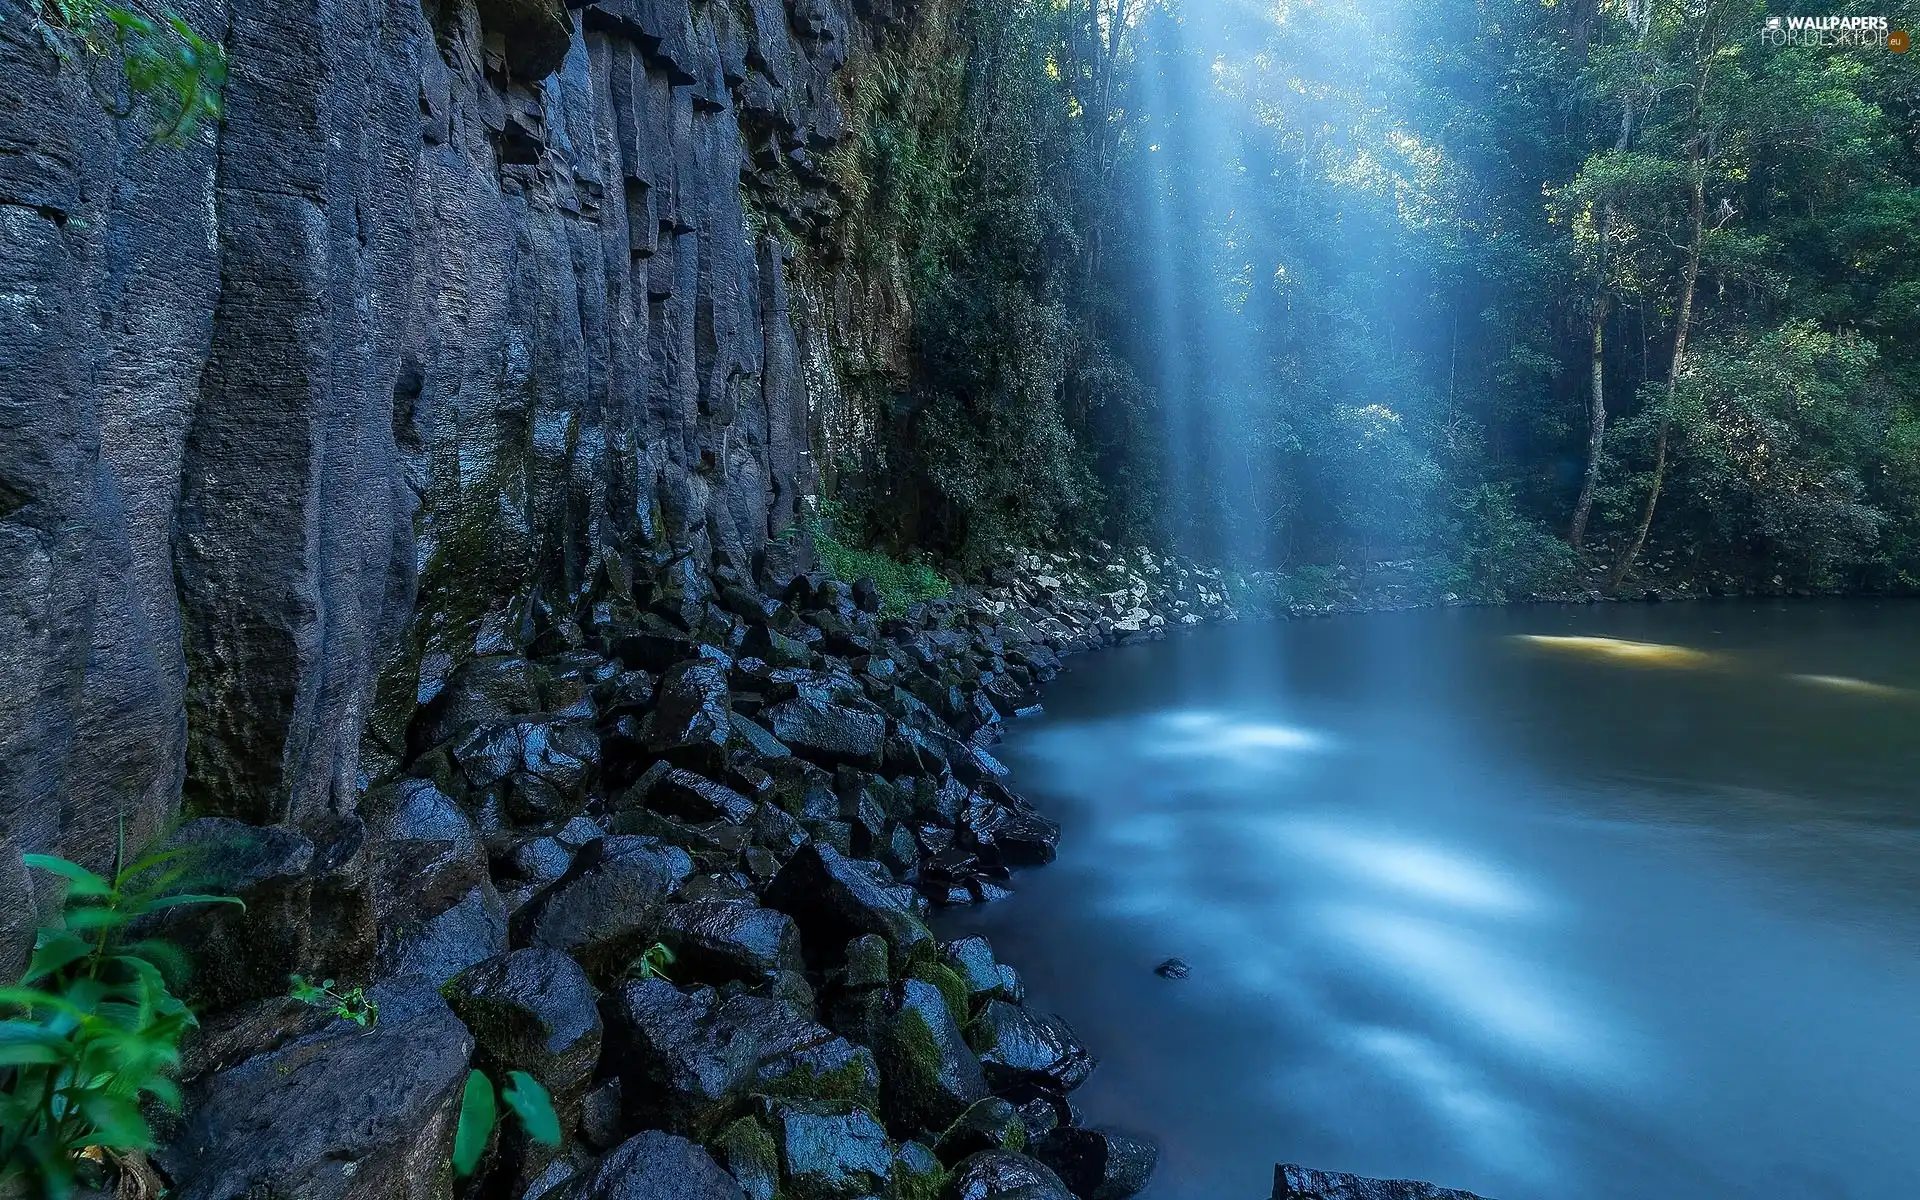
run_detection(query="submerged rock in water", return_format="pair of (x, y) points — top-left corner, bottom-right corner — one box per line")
(1153, 957), (1190, 980)
(1271, 1164), (1495, 1200)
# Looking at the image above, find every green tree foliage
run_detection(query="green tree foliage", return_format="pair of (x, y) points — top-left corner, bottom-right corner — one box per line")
(22, 0), (226, 141)
(836, 0), (1917, 596)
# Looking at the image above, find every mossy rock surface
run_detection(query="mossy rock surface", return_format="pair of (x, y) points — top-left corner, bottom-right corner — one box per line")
(876, 979), (988, 1136)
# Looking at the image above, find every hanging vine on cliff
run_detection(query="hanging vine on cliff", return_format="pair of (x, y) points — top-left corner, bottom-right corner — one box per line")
(17, 0), (226, 142)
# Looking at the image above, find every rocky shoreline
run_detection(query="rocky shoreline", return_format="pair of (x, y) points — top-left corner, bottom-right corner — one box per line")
(138, 545), (1232, 1200)
(104, 539), (1506, 1200)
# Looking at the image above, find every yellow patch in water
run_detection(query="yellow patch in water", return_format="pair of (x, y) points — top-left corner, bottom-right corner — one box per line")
(1788, 673), (1911, 700)
(1513, 635), (1717, 668)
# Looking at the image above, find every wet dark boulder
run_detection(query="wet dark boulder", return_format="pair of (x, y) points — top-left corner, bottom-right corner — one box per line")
(382, 884), (509, 987)
(762, 695), (885, 768)
(143, 818), (326, 1013)
(634, 660), (734, 774)
(764, 843), (933, 968)
(660, 900), (803, 984)
(445, 949), (603, 1114)
(877, 978), (989, 1135)
(627, 763), (760, 825)
(506, 836), (576, 891)
(744, 622), (816, 669)
(759, 1097), (893, 1199)
(989, 813), (1060, 868)
(157, 983), (472, 1200)
(604, 979), (880, 1138)
(1270, 1166), (1493, 1200)
(512, 837), (693, 981)
(407, 656), (542, 759)
(966, 1003), (1095, 1093)
(451, 718), (598, 825)
(941, 938), (1020, 1006)
(612, 630), (701, 673)
(730, 712), (794, 759)
(934, 1097), (1028, 1166)
(946, 1150), (1077, 1200)
(558, 1130), (744, 1200)
(1029, 1129), (1156, 1200)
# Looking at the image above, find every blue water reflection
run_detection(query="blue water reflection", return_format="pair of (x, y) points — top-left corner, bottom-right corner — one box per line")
(937, 603), (1920, 1199)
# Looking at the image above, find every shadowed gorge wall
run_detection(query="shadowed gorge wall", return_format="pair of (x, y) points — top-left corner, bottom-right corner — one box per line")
(0, 0), (923, 898)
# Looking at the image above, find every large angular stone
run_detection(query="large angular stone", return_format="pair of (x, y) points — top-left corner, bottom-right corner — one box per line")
(558, 1130), (745, 1200)
(760, 1098), (893, 1200)
(512, 836), (693, 981)
(878, 978), (988, 1135)
(761, 696), (885, 767)
(946, 1150), (1077, 1200)
(157, 984), (472, 1200)
(445, 948), (603, 1110)
(764, 842), (931, 968)
(605, 979), (879, 1138)
(636, 661), (734, 773)
(661, 900), (803, 984)
(1029, 1129), (1157, 1200)
(966, 1002), (1095, 1093)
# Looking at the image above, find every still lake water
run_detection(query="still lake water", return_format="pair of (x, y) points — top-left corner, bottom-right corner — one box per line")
(938, 601), (1920, 1200)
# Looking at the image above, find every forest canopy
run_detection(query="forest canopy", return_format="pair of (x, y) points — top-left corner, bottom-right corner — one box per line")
(832, 0), (1918, 597)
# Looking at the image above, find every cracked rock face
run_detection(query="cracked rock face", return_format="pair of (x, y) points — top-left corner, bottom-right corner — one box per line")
(0, 0), (857, 879)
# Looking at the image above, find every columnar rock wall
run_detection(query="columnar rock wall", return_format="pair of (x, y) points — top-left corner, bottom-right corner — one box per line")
(0, 0), (889, 905)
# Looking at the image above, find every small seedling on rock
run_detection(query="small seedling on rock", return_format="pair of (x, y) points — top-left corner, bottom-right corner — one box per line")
(288, 975), (378, 1028)
(628, 942), (676, 982)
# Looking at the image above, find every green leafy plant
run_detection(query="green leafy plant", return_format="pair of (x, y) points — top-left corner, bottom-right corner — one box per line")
(287, 975), (379, 1029)
(0, 829), (242, 1197)
(803, 499), (952, 618)
(451, 1069), (560, 1177)
(19, 0), (226, 142)
(627, 942), (675, 983)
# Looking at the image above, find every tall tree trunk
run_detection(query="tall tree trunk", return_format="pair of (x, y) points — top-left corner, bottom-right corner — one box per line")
(1569, 286), (1608, 547)
(1608, 149), (1706, 590)
(1567, 10), (1645, 549)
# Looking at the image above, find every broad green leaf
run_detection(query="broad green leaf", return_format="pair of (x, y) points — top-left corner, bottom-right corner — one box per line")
(75, 1091), (154, 1150)
(23, 854), (112, 897)
(142, 892), (246, 913)
(501, 1070), (561, 1147)
(0, 987), (89, 1020)
(451, 1069), (496, 1177)
(23, 931), (91, 982)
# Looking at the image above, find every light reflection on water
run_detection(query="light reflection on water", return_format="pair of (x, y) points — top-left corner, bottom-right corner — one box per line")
(937, 603), (1920, 1200)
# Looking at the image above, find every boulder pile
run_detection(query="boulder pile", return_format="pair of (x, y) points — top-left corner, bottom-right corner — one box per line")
(154, 545), (1231, 1200)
